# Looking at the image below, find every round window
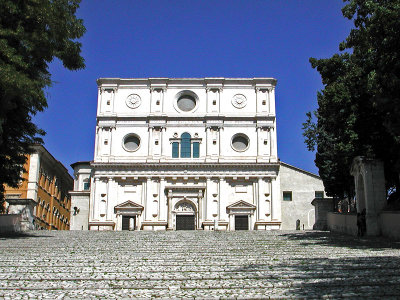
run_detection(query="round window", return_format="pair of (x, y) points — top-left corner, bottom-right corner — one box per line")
(123, 134), (140, 151)
(231, 134), (250, 152)
(177, 94), (196, 112)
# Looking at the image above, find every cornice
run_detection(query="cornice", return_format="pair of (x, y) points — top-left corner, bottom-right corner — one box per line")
(96, 77), (277, 89)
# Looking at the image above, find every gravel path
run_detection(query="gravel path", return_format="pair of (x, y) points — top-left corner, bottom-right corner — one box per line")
(0, 230), (399, 299)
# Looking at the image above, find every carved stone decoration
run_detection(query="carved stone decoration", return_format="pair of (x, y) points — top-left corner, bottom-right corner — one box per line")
(175, 202), (195, 212)
(232, 94), (247, 109)
(126, 94), (141, 109)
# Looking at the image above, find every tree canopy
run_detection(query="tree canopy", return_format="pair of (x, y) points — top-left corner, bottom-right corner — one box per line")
(0, 0), (85, 208)
(303, 0), (400, 199)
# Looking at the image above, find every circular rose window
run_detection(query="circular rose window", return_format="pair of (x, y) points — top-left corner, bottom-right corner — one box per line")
(123, 134), (140, 152)
(231, 134), (250, 152)
(177, 94), (196, 112)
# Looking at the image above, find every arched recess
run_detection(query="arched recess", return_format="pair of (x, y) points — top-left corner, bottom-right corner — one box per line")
(174, 200), (196, 230)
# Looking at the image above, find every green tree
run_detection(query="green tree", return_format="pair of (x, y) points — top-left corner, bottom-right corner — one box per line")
(0, 0), (85, 210)
(304, 0), (400, 199)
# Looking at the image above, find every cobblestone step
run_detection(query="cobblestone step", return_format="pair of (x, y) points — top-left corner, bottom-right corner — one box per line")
(0, 230), (399, 298)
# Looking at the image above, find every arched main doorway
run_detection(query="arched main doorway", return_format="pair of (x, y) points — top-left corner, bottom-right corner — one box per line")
(174, 201), (196, 230)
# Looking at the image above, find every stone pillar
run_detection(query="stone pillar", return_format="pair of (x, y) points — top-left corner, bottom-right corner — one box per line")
(198, 190), (203, 229)
(106, 177), (113, 220)
(145, 177), (152, 220)
(148, 127), (153, 158)
(206, 177), (212, 220)
(218, 178), (224, 221)
(159, 178), (166, 221)
(350, 157), (386, 236)
(256, 127), (262, 158)
(218, 127), (223, 158)
(167, 189), (173, 230)
(269, 87), (276, 115)
(160, 127), (165, 158)
(91, 177), (99, 220)
(258, 177), (264, 220)
(206, 127), (211, 158)
(271, 177), (281, 222)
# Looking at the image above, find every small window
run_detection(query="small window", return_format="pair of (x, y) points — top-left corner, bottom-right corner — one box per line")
(104, 140), (108, 145)
(83, 181), (90, 191)
(213, 100), (217, 105)
(213, 140), (217, 145)
(193, 142), (200, 158)
(107, 100), (110, 105)
(283, 191), (292, 201)
(155, 140), (159, 145)
(264, 140), (268, 145)
(262, 100), (266, 105)
(172, 142), (179, 158)
(123, 134), (140, 151)
(315, 191), (324, 199)
(156, 100), (160, 105)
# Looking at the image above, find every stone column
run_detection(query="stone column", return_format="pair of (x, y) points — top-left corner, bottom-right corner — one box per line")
(161, 88), (166, 113)
(145, 177), (152, 220)
(160, 127), (165, 158)
(159, 178), (166, 221)
(205, 126), (211, 158)
(106, 177), (113, 220)
(218, 178), (224, 221)
(91, 177), (99, 220)
(198, 190), (203, 228)
(206, 88), (210, 113)
(148, 127), (153, 158)
(218, 127), (223, 158)
(206, 177), (212, 220)
(167, 189), (173, 230)
(258, 177), (263, 221)
(256, 127), (262, 158)
(255, 88), (260, 113)
(269, 87), (276, 115)
(271, 177), (281, 222)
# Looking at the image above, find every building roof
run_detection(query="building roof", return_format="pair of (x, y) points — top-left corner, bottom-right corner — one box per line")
(280, 161), (321, 180)
(70, 161), (91, 169)
(31, 144), (73, 182)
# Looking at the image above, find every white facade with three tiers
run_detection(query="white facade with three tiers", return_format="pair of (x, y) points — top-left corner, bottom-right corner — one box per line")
(70, 78), (325, 231)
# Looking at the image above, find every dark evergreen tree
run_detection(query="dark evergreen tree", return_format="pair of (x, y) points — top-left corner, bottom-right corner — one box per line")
(0, 0), (85, 210)
(304, 0), (400, 199)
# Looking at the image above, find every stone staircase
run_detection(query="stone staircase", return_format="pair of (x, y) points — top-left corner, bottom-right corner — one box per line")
(0, 230), (399, 299)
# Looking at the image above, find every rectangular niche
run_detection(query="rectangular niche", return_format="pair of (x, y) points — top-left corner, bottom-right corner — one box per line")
(235, 185), (247, 193)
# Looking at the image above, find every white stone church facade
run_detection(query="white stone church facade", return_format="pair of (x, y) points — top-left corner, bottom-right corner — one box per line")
(70, 78), (325, 231)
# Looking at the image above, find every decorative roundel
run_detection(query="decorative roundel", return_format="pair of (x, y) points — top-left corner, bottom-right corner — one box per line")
(123, 134), (141, 152)
(126, 94), (141, 109)
(232, 94), (247, 109)
(231, 133), (250, 152)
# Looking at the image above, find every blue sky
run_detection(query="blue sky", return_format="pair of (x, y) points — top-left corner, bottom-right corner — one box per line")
(35, 0), (353, 175)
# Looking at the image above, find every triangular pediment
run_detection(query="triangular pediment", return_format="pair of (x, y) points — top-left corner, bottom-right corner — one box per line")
(227, 200), (256, 209)
(114, 200), (144, 209)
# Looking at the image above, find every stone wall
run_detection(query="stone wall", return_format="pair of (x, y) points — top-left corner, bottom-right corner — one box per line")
(280, 163), (325, 230)
(380, 212), (400, 241)
(327, 212), (357, 236)
(0, 215), (21, 233)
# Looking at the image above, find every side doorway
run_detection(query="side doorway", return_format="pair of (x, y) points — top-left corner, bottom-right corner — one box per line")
(235, 215), (249, 230)
(122, 215), (136, 231)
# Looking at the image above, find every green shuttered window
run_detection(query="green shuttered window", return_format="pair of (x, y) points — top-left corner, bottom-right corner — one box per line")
(193, 142), (199, 158)
(172, 142), (179, 158)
